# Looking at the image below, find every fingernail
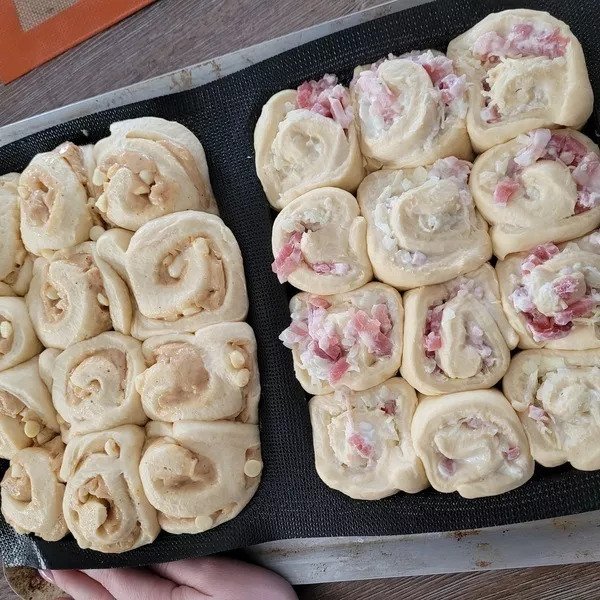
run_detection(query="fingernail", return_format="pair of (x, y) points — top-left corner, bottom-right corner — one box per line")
(38, 569), (55, 584)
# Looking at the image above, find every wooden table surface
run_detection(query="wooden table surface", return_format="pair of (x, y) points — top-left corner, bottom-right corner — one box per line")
(0, 0), (599, 598)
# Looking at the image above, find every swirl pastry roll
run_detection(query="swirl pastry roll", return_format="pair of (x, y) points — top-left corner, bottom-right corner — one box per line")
(137, 322), (259, 423)
(412, 390), (534, 498)
(358, 157), (491, 288)
(93, 117), (217, 230)
(254, 74), (364, 210)
(496, 234), (600, 349)
(280, 283), (403, 395)
(309, 379), (427, 500)
(402, 264), (518, 395)
(60, 425), (159, 553)
(139, 421), (262, 534)
(350, 51), (471, 170)
(1, 437), (67, 541)
(447, 9), (593, 153)
(0, 174), (33, 296)
(471, 129), (600, 258)
(0, 357), (59, 459)
(18, 142), (96, 256)
(271, 187), (372, 293)
(96, 211), (248, 339)
(47, 332), (147, 439)
(503, 349), (600, 469)
(0, 297), (41, 372)
(26, 241), (132, 350)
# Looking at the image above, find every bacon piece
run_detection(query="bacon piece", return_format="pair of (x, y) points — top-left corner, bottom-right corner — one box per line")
(504, 446), (521, 461)
(403, 52), (455, 85)
(575, 190), (600, 214)
(271, 231), (302, 283)
(348, 432), (374, 459)
(296, 74), (353, 129)
(353, 69), (399, 127)
(521, 243), (560, 275)
(308, 296), (331, 309)
(429, 156), (472, 184)
(279, 321), (309, 347)
(493, 178), (521, 205)
(310, 262), (351, 275)
(350, 310), (393, 357)
(381, 399), (397, 415)
(439, 73), (467, 105)
(554, 297), (596, 326)
(465, 417), (486, 429)
(514, 129), (552, 167)
(439, 456), (456, 476)
(544, 135), (589, 166)
(329, 357), (350, 384)
(528, 405), (550, 423)
(552, 274), (585, 303)
(573, 153), (600, 191)
(424, 331), (442, 352)
(523, 307), (572, 342)
(480, 103), (501, 124)
(372, 303), (392, 334)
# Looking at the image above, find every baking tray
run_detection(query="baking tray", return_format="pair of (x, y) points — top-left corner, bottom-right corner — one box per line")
(1, 0), (600, 583)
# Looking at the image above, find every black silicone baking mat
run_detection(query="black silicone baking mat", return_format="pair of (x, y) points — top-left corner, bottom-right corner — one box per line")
(1, 0), (599, 570)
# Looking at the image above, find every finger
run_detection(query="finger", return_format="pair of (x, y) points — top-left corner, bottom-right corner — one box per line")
(50, 569), (115, 600)
(152, 557), (298, 600)
(82, 567), (194, 600)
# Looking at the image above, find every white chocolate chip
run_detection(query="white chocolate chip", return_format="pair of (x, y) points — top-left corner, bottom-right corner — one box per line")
(0, 321), (13, 339)
(235, 369), (250, 387)
(95, 194), (109, 213)
(41, 250), (54, 260)
(168, 254), (186, 279)
(244, 459), (263, 478)
(229, 350), (245, 369)
(194, 515), (214, 531)
(106, 164), (120, 179)
(181, 307), (197, 317)
(105, 439), (120, 457)
(193, 237), (210, 255)
(36, 429), (54, 445)
(139, 170), (154, 185)
(89, 225), (105, 241)
(92, 168), (107, 187)
(97, 293), (110, 307)
(133, 184), (150, 195)
(45, 286), (59, 300)
(24, 420), (41, 438)
(10, 463), (24, 478)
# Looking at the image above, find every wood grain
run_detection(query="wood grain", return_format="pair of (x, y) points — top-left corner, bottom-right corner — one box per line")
(0, 1), (599, 598)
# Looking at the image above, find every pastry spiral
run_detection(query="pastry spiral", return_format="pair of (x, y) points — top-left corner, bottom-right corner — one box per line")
(309, 379), (427, 500)
(447, 9), (593, 153)
(280, 282), (403, 395)
(60, 425), (159, 553)
(503, 348), (600, 470)
(18, 143), (96, 256)
(93, 117), (217, 230)
(412, 389), (534, 498)
(48, 332), (147, 439)
(402, 264), (518, 395)
(350, 50), (472, 170)
(139, 421), (262, 534)
(0, 297), (42, 372)
(470, 129), (600, 258)
(254, 74), (364, 210)
(137, 322), (260, 423)
(0, 174), (33, 296)
(496, 233), (600, 349)
(0, 357), (59, 459)
(357, 157), (491, 289)
(271, 187), (372, 293)
(1, 437), (67, 541)
(96, 211), (248, 340)
(26, 241), (132, 349)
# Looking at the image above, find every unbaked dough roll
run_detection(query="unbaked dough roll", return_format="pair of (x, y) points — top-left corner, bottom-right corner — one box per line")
(309, 379), (427, 500)
(402, 264), (518, 395)
(470, 129), (600, 258)
(96, 211), (248, 339)
(447, 9), (593, 153)
(0, 174), (33, 296)
(26, 241), (132, 350)
(350, 51), (472, 170)
(47, 332), (147, 439)
(1, 437), (67, 541)
(357, 157), (491, 289)
(137, 322), (260, 423)
(18, 142), (96, 256)
(139, 421), (262, 534)
(280, 282), (403, 395)
(254, 74), (364, 210)
(503, 349), (600, 470)
(496, 233), (600, 349)
(60, 425), (159, 553)
(0, 297), (41, 372)
(93, 117), (217, 230)
(271, 187), (372, 293)
(0, 357), (59, 460)
(412, 389), (534, 498)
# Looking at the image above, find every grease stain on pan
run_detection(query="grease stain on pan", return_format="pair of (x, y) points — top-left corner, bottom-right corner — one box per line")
(448, 529), (480, 541)
(475, 560), (492, 568)
(4, 566), (64, 600)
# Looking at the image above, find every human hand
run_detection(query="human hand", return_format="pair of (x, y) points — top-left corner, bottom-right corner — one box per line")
(40, 556), (298, 600)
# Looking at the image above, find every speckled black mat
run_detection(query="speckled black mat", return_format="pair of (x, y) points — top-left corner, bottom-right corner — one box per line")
(0, 0), (599, 570)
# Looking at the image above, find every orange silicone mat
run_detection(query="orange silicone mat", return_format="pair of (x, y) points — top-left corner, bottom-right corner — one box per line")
(0, 0), (156, 83)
